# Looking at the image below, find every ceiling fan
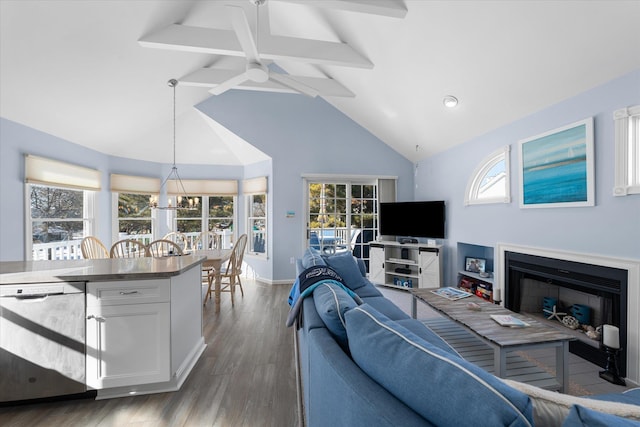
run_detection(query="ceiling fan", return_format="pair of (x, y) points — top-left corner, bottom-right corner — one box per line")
(210, 0), (319, 97)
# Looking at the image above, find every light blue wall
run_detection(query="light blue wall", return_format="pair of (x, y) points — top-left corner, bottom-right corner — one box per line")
(197, 92), (415, 281)
(0, 118), (244, 262)
(415, 69), (640, 285)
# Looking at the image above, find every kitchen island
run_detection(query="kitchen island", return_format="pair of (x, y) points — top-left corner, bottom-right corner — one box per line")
(0, 256), (206, 402)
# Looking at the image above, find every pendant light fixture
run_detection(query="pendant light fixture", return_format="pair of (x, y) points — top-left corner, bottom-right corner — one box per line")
(149, 79), (199, 210)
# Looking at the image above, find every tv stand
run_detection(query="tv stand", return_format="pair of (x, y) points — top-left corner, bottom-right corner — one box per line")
(369, 241), (442, 290)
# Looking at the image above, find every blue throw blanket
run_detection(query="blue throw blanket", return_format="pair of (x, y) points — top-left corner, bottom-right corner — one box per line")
(286, 265), (361, 327)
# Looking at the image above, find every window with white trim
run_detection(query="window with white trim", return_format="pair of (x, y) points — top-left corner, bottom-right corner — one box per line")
(613, 105), (640, 196)
(465, 146), (511, 205)
(111, 173), (159, 245)
(244, 176), (268, 256)
(25, 155), (100, 260)
(115, 193), (154, 245)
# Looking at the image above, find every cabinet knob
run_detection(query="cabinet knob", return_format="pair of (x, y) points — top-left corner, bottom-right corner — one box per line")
(87, 314), (105, 322)
(119, 290), (139, 295)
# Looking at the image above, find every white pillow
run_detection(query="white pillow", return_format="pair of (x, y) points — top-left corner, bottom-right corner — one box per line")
(501, 379), (640, 427)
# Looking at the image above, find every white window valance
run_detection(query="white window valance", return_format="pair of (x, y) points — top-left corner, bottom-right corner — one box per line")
(243, 176), (268, 195)
(168, 179), (238, 196)
(25, 154), (101, 191)
(110, 173), (160, 195)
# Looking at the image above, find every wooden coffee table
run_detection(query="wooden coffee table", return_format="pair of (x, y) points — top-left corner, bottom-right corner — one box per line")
(410, 288), (575, 392)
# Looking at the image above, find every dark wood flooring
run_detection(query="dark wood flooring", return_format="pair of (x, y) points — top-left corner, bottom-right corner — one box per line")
(0, 280), (298, 427)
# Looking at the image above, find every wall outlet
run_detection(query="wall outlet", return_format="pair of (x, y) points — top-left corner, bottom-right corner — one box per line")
(290, 257), (295, 264)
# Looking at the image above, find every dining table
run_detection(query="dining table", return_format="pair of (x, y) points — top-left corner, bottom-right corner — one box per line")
(191, 248), (232, 313)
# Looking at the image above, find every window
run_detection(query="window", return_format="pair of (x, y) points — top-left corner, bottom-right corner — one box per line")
(29, 184), (95, 260)
(465, 146), (511, 205)
(116, 193), (154, 245)
(247, 194), (267, 255)
(25, 155), (100, 260)
(613, 105), (640, 196)
(167, 195), (236, 250)
(110, 173), (160, 245)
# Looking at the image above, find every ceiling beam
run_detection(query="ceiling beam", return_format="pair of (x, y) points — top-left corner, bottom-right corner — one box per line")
(272, 0), (407, 18)
(180, 68), (355, 97)
(139, 24), (372, 69)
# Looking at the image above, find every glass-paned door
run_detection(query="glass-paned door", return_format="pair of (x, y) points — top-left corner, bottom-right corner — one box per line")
(306, 180), (378, 271)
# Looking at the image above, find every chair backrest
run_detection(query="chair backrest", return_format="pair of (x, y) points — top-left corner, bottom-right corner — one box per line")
(224, 234), (248, 275)
(147, 239), (184, 257)
(162, 232), (188, 251)
(309, 231), (321, 250)
(110, 239), (148, 258)
(81, 236), (109, 259)
(194, 231), (218, 250)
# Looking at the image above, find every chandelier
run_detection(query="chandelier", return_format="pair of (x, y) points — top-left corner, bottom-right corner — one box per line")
(149, 79), (199, 210)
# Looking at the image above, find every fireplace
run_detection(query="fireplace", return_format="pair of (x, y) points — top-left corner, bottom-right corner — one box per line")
(503, 251), (628, 375)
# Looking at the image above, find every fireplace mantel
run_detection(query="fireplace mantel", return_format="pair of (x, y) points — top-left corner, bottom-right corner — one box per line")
(496, 243), (640, 385)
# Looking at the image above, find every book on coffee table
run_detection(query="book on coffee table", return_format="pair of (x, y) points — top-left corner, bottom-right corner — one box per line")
(490, 314), (530, 328)
(431, 287), (473, 301)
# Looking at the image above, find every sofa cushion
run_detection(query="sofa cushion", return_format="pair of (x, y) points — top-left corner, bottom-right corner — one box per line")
(323, 250), (367, 290)
(345, 304), (534, 427)
(503, 379), (640, 426)
(353, 280), (383, 298)
(313, 282), (358, 349)
(395, 319), (459, 356)
(302, 247), (327, 269)
(361, 296), (410, 321)
(562, 404), (640, 427)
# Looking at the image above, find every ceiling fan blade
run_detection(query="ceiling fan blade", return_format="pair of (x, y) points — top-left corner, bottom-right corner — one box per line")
(209, 72), (250, 95)
(269, 73), (319, 98)
(227, 5), (260, 63)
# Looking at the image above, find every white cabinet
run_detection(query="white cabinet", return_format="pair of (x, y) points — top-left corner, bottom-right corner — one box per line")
(369, 241), (442, 290)
(86, 279), (170, 390)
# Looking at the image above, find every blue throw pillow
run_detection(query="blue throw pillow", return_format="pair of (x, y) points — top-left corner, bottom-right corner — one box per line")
(345, 304), (534, 427)
(323, 251), (367, 290)
(302, 247), (327, 269)
(562, 404), (640, 427)
(313, 282), (357, 349)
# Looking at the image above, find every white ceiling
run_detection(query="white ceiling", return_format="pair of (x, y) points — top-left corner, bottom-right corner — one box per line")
(1, 0), (639, 165)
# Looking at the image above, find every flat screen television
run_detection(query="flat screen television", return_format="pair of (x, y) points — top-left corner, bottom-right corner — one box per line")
(379, 201), (445, 239)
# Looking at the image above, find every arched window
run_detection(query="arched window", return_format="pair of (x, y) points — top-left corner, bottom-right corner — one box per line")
(465, 146), (511, 205)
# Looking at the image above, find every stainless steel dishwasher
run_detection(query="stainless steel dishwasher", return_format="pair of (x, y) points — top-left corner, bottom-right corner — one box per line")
(0, 282), (86, 403)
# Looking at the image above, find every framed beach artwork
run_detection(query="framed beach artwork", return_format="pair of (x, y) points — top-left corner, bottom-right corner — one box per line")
(518, 117), (594, 208)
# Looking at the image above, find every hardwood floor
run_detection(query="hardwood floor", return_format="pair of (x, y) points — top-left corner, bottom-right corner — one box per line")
(0, 280), (298, 427)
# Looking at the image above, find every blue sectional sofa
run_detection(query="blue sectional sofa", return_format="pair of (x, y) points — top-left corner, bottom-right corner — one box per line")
(289, 249), (640, 427)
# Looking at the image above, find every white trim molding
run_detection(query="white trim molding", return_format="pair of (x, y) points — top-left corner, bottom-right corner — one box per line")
(613, 105), (640, 196)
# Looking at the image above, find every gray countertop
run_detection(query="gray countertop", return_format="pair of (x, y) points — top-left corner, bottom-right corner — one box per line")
(0, 256), (205, 284)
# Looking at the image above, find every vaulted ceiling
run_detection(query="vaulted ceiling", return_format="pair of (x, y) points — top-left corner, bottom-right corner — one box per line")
(1, 1), (639, 165)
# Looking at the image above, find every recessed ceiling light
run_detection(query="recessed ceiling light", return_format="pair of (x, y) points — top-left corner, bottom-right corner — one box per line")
(443, 95), (458, 108)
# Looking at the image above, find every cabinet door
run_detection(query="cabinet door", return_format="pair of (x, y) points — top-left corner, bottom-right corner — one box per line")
(86, 302), (170, 389)
(418, 249), (441, 289)
(369, 245), (385, 284)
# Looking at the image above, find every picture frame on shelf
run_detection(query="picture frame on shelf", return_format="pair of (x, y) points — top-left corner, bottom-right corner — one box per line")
(518, 117), (594, 208)
(465, 257), (486, 273)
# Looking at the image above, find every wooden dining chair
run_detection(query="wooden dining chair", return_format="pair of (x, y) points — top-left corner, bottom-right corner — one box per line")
(147, 239), (183, 257)
(81, 236), (109, 259)
(193, 231), (218, 250)
(110, 239), (148, 258)
(207, 233), (247, 306)
(162, 232), (188, 251)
